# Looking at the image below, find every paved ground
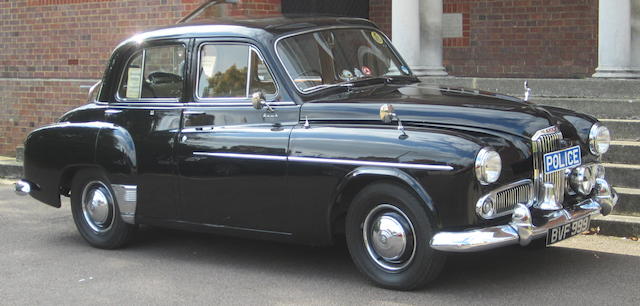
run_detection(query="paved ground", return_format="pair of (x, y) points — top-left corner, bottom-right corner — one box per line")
(1, 182), (639, 305)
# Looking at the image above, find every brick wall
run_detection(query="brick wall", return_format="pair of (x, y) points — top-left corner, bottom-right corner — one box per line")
(369, 0), (391, 36)
(1, 0), (600, 157)
(0, 0), (207, 156)
(442, 0), (598, 78)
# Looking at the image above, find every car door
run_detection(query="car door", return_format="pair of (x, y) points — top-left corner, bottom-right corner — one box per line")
(107, 40), (188, 221)
(176, 40), (299, 235)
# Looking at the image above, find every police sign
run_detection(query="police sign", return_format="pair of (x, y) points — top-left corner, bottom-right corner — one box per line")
(543, 146), (581, 174)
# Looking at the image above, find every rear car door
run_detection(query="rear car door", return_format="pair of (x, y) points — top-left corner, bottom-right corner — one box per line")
(175, 40), (299, 236)
(107, 40), (188, 221)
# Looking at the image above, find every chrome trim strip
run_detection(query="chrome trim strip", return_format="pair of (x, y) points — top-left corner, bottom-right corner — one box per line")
(103, 101), (297, 108)
(193, 152), (287, 161)
(288, 156), (453, 171)
(111, 184), (137, 224)
(191, 152), (453, 171)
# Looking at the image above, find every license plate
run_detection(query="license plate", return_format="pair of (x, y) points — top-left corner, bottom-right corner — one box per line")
(546, 216), (590, 245)
(543, 146), (581, 174)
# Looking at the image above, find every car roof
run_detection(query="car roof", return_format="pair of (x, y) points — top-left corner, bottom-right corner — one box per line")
(119, 16), (378, 46)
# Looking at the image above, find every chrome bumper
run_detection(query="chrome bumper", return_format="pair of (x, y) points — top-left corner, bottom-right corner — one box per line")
(14, 180), (32, 196)
(430, 178), (618, 252)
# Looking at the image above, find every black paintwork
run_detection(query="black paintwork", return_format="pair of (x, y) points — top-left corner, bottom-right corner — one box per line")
(21, 16), (600, 246)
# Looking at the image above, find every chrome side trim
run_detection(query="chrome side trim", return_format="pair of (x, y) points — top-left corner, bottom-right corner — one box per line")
(111, 184), (137, 224)
(191, 152), (454, 171)
(288, 156), (453, 171)
(193, 152), (287, 161)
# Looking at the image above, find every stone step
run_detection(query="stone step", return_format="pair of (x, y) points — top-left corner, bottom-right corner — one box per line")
(599, 119), (640, 141)
(532, 98), (640, 120)
(611, 187), (640, 217)
(591, 215), (640, 237)
(605, 164), (640, 189)
(15, 146), (24, 162)
(603, 141), (640, 164)
(0, 159), (22, 179)
(420, 77), (640, 99)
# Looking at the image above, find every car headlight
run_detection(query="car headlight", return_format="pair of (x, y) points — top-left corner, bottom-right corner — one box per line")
(475, 148), (502, 185)
(589, 124), (610, 155)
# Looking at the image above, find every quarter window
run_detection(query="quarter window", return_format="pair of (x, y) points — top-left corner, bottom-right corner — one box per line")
(118, 45), (186, 100)
(198, 44), (276, 99)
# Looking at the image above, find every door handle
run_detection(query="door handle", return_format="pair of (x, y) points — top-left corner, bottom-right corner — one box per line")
(184, 111), (206, 116)
(105, 109), (122, 115)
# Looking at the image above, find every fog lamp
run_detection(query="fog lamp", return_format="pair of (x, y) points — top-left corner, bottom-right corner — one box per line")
(569, 166), (594, 195)
(476, 197), (495, 219)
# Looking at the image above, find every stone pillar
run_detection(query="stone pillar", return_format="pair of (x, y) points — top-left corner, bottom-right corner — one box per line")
(392, 0), (421, 71)
(417, 0), (448, 76)
(593, 0), (638, 78)
(392, 0), (447, 76)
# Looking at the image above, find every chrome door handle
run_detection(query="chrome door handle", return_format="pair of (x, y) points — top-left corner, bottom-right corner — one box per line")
(105, 109), (122, 115)
(184, 111), (206, 116)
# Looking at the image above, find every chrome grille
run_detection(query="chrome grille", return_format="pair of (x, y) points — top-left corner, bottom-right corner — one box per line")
(532, 127), (565, 204)
(476, 180), (533, 219)
(494, 182), (533, 215)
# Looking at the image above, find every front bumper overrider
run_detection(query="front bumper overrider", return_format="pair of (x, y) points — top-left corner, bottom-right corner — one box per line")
(430, 178), (618, 252)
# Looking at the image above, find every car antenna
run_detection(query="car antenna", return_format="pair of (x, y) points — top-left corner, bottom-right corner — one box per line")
(523, 80), (531, 102)
(177, 0), (239, 24)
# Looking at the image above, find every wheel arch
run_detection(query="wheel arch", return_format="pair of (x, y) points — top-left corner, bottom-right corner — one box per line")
(329, 166), (439, 239)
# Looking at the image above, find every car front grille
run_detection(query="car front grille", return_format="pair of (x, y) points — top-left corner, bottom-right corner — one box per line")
(532, 126), (565, 205)
(494, 181), (533, 215)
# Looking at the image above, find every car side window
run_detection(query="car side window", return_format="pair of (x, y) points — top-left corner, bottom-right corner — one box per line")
(118, 45), (186, 100)
(198, 44), (277, 100)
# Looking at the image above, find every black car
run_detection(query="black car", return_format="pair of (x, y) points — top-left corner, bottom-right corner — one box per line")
(15, 15), (617, 290)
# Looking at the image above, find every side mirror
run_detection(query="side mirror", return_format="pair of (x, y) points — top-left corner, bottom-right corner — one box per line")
(252, 91), (275, 113)
(252, 91), (265, 110)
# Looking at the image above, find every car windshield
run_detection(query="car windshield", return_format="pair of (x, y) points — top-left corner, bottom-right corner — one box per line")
(276, 28), (412, 92)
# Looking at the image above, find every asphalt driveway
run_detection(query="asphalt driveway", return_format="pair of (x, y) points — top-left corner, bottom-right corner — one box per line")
(1, 181), (639, 305)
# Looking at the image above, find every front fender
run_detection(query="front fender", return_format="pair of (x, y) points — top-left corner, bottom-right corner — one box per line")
(333, 166), (438, 227)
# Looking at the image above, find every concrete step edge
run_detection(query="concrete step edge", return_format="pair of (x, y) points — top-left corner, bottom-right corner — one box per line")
(591, 215), (640, 237)
(604, 163), (640, 170)
(533, 97), (639, 103)
(611, 140), (640, 147)
(613, 186), (640, 195)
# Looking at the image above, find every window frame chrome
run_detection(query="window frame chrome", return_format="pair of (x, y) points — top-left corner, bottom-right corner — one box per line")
(115, 43), (187, 104)
(194, 42), (280, 103)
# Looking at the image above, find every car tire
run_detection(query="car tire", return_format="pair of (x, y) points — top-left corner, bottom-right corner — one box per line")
(345, 182), (446, 290)
(70, 169), (135, 249)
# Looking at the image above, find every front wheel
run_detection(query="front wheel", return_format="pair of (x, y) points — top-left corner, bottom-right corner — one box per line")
(345, 182), (446, 290)
(70, 169), (135, 249)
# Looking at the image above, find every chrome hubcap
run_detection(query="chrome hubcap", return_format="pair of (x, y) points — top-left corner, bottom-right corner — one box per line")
(81, 181), (114, 232)
(363, 204), (416, 272)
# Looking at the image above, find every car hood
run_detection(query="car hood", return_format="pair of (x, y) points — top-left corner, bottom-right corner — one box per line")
(300, 83), (559, 139)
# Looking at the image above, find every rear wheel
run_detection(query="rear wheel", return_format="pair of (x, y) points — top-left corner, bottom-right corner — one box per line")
(345, 182), (445, 290)
(70, 169), (135, 249)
